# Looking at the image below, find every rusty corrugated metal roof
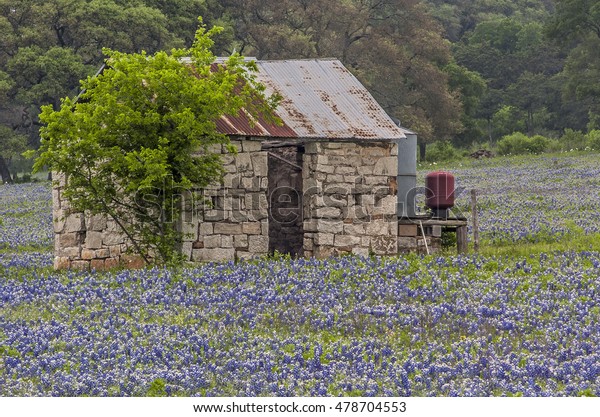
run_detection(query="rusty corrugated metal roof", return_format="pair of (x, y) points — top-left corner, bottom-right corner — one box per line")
(218, 59), (406, 141)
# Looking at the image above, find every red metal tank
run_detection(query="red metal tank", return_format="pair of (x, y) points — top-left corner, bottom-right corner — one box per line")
(425, 171), (455, 210)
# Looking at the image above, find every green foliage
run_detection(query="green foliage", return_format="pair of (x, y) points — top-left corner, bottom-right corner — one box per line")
(497, 132), (552, 155)
(424, 141), (460, 162)
(33, 20), (277, 265)
(497, 132), (529, 155)
(0, 125), (28, 158)
(490, 105), (526, 139)
(560, 129), (587, 151)
(0, 125), (30, 183)
(146, 378), (167, 397)
(586, 130), (600, 150)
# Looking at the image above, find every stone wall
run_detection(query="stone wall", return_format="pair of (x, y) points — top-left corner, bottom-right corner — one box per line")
(53, 139), (406, 268)
(302, 141), (399, 258)
(180, 139), (270, 262)
(52, 173), (140, 270)
(53, 139), (269, 269)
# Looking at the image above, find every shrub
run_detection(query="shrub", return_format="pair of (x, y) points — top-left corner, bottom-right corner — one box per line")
(586, 130), (600, 150)
(528, 135), (550, 154)
(424, 141), (460, 162)
(497, 133), (551, 155)
(559, 129), (586, 151)
(497, 132), (530, 155)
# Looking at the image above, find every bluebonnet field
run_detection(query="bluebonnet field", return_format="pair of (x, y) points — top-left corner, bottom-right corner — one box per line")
(1, 153), (600, 396)
(448, 153), (600, 244)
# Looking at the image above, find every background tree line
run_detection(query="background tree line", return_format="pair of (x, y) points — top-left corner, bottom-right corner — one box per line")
(0, 0), (597, 182)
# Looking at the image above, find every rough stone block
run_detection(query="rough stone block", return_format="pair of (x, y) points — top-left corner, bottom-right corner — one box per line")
(315, 207), (342, 219)
(352, 247), (370, 257)
(304, 142), (319, 154)
(360, 145), (390, 157)
(236, 251), (256, 261)
(314, 245), (334, 258)
(261, 220), (269, 235)
(204, 235), (222, 248)
(64, 213), (85, 233)
(105, 258), (119, 269)
(316, 219), (344, 234)
(365, 221), (391, 236)
(95, 248), (110, 258)
(235, 152), (253, 172)
(62, 246), (81, 259)
(251, 153), (268, 176)
(373, 195), (397, 216)
(234, 235), (248, 248)
(59, 232), (78, 248)
(192, 248), (235, 262)
(109, 245), (121, 257)
(343, 223), (365, 235)
(214, 223), (242, 234)
(221, 235), (233, 248)
(90, 259), (105, 270)
(314, 233), (334, 246)
(417, 237), (432, 247)
(85, 231), (103, 249)
(241, 177), (260, 191)
(71, 260), (90, 270)
(335, 166), (357, 175)
(371, 236), (397, 255)
(357, 165), (374, 176)
(87, 214), (107, 232)
(242, 222), (262, 235)
(250, 209), (268, 221)
(334, 235), (361, 247)
(223, 163), (237, 173)
(398, 237), (417, 250)
(242, 140), (262, 152)
(431, 225), (442, 238)
(303, 238), (314, 251)
(53, 217), (65, 233)
(229, 140), (243, 152)
(373, 157), (398, 176)
(199, 222), (214, 236)
(248, 235), (269, 253)
(303, 219), (318, 232)
(314, 163), (335, 174)
(52, 188), (61, 211)
(104, 232), (125, 246)
(121, 254), (146, 269)
(54, 257), (70, 270)
(81, 249), (95, 260)
(365, 176), (390, 186)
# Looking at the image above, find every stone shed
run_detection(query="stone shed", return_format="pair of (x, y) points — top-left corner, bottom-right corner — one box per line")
(53, 58), (411, 269)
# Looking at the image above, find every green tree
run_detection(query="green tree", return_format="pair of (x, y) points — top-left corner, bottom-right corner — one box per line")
(445, 61), (487, 145)
(33, 21), (277, 265)
(546, 1), (600, 129)
(0, 0), (202, 149)
(0, 124), (28, 183)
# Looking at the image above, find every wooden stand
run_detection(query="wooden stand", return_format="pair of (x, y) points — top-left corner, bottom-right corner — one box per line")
(398, 216), (468, 254)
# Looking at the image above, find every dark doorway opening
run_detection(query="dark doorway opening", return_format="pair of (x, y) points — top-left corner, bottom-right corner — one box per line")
(267, 145), (304, 256)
